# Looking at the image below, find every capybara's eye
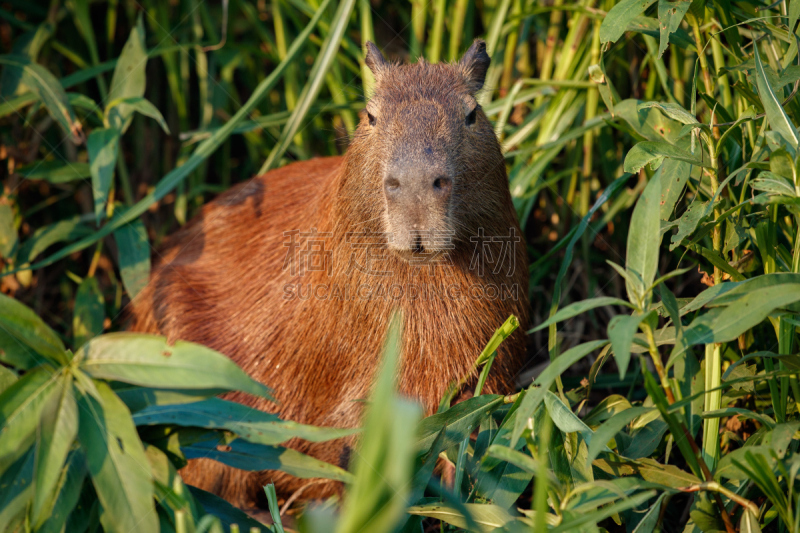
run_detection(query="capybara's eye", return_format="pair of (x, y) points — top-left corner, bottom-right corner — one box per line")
(465, 106), (477, 127)
(367, 111), (377, 127)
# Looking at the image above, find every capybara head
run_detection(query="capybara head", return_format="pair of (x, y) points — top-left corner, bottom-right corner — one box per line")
(352, 40), (507, 259)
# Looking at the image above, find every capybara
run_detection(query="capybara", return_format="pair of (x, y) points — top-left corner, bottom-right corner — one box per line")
(128, 40), (530, 507)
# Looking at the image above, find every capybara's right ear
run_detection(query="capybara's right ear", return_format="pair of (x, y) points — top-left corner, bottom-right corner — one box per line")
(365, 41), (387, 76)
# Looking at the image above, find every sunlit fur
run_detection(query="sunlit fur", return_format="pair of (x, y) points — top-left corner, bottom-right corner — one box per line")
(128, 40), (530, 507)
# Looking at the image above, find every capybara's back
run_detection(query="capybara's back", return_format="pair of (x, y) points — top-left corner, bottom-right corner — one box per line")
(128, 40), (530, 507)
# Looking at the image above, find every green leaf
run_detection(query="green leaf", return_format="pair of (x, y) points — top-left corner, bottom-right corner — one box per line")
(417, 394), (505, 452)
(133, 397), (358, 445)
(0, 292), (66, 363)
(188, 486), (270, 532)
(0, 54), (81, 141)
(624, 141), (711, 173)
(530, 297), (632, 333)
(669, 200), (710, 251)
(407, 503), (515, 533)
(626, 173), (662, 305)
(87, 127), (120, 225)
(107, 15), (147, 134)
(791, 0), (800, 35)
(608, 312), (651, 378)
(113, 219), (151, 298)
(739, 509), (762, 533)
(0, 448), (34, 531)
(32, 377), (78, 525)
(73, 276), (105, 349)
(754, 44), (799, 147)
(600, 0), (658, 44)
(552, 490), (656, 533)
(657, 0), (692, 57)
(633, 493), (668, 533)
(544, 391), (594, 441)
(106, 96), (169, 133)
(0, 366), (60, 467)
(658, 158), (693, 220)
(683, 284), (800, 346)
(264, 484), (285, 533)
(35, 450), (87, 533)
(16, 216), (92, 266)
(77, 380), (157, 533)
(181, 432), (353, 483)
(16, 160), (91, 184)
(511, 340), (609, 447)
(76, 333), (272, 399)
(587, 406), (651, 466)
(593, 455), (700, 488)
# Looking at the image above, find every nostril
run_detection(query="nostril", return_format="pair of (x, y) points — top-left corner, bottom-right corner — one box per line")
(432, 176), (451, 192)
(384, 177), (401, 194)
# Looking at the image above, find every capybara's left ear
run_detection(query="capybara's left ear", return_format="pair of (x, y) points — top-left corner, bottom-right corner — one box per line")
(365, 41), (388, 77)
(459, 40), (490, 93)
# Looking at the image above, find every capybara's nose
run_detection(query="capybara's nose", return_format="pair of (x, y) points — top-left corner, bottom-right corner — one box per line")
(383, 172), (452, 205)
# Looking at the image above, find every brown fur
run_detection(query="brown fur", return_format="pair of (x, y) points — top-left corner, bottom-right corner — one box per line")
(128, 41), (529, 507)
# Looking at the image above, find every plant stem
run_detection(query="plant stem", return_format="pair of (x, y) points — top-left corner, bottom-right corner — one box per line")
(643, 320), (676, 403)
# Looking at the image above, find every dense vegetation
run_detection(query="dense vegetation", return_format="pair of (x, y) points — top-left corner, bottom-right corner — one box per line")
(1, 0), (800, 531)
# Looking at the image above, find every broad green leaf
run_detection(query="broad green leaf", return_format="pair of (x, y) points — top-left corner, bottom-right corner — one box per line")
(106, 96), (169, 133)
(107, 15), (147, 134)
(616, 99), (683, 142)
(600, 0), (658, 44)
(623, 419), (668, 459)
(16, 160), (91, 183)
(624, 141), (711, 173)
(683, 284), (800, 345)
(188, 486), (270, 532)
(657, 0), (692, 57)
(587, 406), (651, 466)
(633, 493), (668, 533)
(133, 397), (358, 445)
(544, 391), (594, 441)
(639, 101), (697, 125)
(626, 173), (662, 305)
(181, 432), (353, 483)
(407, 503), (514, 533)
(113, 384), (229, 412)
(76, 333), (272, 399)
(0, 328), (41, 370)
(608, 312), (651, 378)
(669, 200), (710, 251)
(16, 216), (92, 266)
(658, 158), (692, 220)
(73, 276), (104, 349)
(583, 394), (633, 426)
(754, 44), (799, 148)
(35, 450), (86, 533)
(791, 0), (800, 39)
(511, 340), (609, 447)
(0, 365), (17, 394)
(739, 509), (762, 533)
(0, 54), (81, 141)
(77, 380), (157, 533)
(417, 394), (505, 452)
(0, 366), (60, 467)
(113, 219), (151, 298)
(701, 408), (775, 429)
(32, 378), (78, 525)
(0, 203), (16, 258)
(593, 455), (700, 488)
(265, 484), (285, 533)
(0, 448), (34, 531)
(87, 128), (120, 225)
(0, 293), (66, 363)
(530, 297), (632, 333)
(552, 490), (656, 533)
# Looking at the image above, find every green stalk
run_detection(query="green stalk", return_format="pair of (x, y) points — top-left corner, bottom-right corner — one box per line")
(428, 0), (446, 63)
(359, 0), (375, 95)
(500, 0), (523, 95)
(448, 0), (470, 62)
(703, 343), (722, 470)
(273, 0), (304, 149)
(410, 0), (427, 61)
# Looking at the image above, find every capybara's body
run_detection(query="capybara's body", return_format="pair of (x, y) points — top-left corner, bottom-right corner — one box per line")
(128, 41), (529, 507)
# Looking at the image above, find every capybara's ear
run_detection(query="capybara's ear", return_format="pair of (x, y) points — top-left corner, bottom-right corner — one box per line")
(365, 41), (387, 76)
(459, 40), (490, 93)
